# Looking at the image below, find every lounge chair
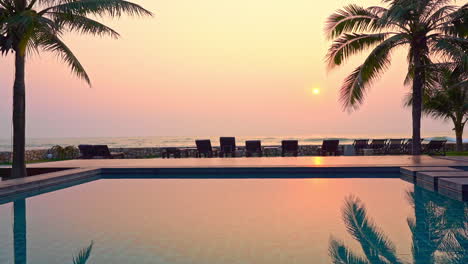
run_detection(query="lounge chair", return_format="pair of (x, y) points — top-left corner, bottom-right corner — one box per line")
(386, 139), (404, 154)
(219, 137), (236, 157)
(195, 139), (214, 158)
(423, 140), (447, 155)
(161, 147), (181, 158)
(78, 144), (96, 159)
(245, 140), (262, 157)
(282, 140), (299, 157)
(403, 138), (425, 154)
(93, 145), (125, 159)
(317, 140), (340, 156)
(353, 139), (369, 155)
(369, 139), (387, 154)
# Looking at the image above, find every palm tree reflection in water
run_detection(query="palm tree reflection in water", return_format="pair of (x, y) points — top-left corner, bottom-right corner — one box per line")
(329, 189), (467, 264)
(12, 198), (93, 264)
(13, 200), (26, 264)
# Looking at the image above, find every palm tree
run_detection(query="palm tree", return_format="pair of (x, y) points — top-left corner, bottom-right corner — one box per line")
(325, 0), (467, 154)
(406, 65), (467, 152)
(0, 0), (152, 178)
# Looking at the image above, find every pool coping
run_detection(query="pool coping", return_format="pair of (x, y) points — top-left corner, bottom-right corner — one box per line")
(1, 156), (468, 201)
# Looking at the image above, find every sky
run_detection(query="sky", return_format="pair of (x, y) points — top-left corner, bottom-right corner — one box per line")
(0, 0), (460, 139)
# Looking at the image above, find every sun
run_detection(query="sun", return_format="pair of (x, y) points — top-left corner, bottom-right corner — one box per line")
(312, 88), (320, 95)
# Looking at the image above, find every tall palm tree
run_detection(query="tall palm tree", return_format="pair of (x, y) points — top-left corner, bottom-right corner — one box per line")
(0, 0), (152, 178)
(325, 0), (467, 154)
(406, 65), (467, 151)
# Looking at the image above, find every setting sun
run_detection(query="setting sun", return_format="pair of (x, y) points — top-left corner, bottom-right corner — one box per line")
(312, 88), (320, 95)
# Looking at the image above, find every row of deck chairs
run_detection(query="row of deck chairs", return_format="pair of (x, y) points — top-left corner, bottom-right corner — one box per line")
(353, 139), (447, 155)
(194, 138), (343, 157)
(78, 138), (448, 159)
(194, 138), (301, 157)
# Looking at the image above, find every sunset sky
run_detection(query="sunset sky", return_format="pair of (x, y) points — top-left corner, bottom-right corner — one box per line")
(0, 0), (458, 138)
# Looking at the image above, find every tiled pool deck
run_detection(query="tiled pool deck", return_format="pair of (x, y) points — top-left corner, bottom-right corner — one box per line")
(1, 155), (468, 201)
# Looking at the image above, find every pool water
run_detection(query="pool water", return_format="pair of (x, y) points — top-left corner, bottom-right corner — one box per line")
(0, 177), (466, 264)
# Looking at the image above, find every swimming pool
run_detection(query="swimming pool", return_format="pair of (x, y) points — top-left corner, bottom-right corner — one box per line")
(0, 176), (466, 264)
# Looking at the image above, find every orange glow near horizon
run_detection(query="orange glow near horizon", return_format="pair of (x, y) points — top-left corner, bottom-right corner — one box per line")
(0, 0), (456, 138)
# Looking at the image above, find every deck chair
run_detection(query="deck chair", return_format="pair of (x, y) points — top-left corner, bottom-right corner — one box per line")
(353, 139), (369, 155)
(245, 140), (262, 157)
(403, 138), (425, 154)
(219, 137), (236, 157)
(93, 145), (125, 159)
(78, 144), (96, 159)
(369, 139), (387, 154)
(386, 139), (404, 154)
(423, 140), (447, 155)
(195, 140), (214, 158)
(282, 140), (299, 157)
(317, 140), (340, 156)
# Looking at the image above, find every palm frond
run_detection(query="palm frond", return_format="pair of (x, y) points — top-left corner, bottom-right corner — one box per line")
(0, 1), (13, 9)
(436, 4), (468, 38)
(431, 37), (468, 71)
(329, 237), (369, 264)
(340, 34), (406, 109)
(326, 33), (388, 69)
(325, 4), (383, 40)
(72, 241), (93, 264)
(405, 189), (415, 207)
(36, 29), (91, 85)
(342, 195), (403, 264)
(41, 0), (153, 17)
(380, 1), (416, 26)
(405, 63), (467, 122)
(424, 5), (459, 29)
(50, 12), (120, 38)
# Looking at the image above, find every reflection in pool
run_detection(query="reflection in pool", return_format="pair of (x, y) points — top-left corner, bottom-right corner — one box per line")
(0, 177), (466, 264)
(329, 190), (467, 264)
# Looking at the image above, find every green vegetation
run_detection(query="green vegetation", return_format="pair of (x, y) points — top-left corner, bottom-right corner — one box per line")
(446, 151), (468, 156)
(0, 1), (152, 179)
(326, 0), (467, 155)
(406, 65), (467, 152)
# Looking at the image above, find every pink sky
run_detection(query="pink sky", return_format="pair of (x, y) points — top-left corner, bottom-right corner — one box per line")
(0, 0), (457, 138)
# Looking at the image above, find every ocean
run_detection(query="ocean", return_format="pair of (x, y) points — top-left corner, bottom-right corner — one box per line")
(0, 134), (461, 151)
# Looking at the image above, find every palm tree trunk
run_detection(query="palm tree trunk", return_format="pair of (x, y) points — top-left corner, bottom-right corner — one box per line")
(411, 43), (426, 155)
(11, 51), (27, 178)
(455, 124), (464, 152)
(411, 76), (423, 155)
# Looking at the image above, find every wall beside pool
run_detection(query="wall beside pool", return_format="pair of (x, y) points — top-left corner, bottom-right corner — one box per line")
(0, 143), (466, 163)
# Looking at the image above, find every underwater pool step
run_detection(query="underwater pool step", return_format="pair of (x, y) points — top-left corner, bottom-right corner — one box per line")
(438, 178), (468, 202)
(414, 171), (468, 201)
(400, 166), (461, 183)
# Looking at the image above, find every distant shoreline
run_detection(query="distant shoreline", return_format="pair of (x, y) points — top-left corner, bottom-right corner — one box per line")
(0, 135), (461, 151)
